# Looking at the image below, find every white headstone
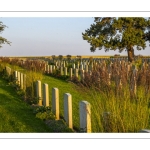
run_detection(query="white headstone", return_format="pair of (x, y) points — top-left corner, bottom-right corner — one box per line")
(20, 73), (24, 90)
(79, 101), (91, 133)
(17, 72), (20, 86)
(36, 80), (42, 106)
(43, 83), (49, 106)
(64, 67), (67, 76)
(64, 93), (73, 129)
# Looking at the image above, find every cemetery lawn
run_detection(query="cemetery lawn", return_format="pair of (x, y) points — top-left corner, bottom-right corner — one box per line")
(42, 75), (150, 132)
(42, 75), (93, 132)
(0, 76), (72, 132)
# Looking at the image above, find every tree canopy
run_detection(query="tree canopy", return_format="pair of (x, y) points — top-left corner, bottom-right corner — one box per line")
(82, 17), (150, 62)
(0, 21), (11, 48)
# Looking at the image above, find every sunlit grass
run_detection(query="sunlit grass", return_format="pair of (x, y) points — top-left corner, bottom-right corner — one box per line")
(82, 85), (150, 132)
(0, 77), (56, 132)
(1, 60), (150, 133)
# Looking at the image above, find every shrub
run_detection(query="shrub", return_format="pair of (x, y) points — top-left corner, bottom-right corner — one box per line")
(33, 106), (55, 121)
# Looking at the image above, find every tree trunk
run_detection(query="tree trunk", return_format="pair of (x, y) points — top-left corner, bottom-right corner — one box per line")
(127, 46), (134, 63)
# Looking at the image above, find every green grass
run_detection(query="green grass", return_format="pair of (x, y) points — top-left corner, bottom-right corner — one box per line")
(80, 84), (150, 132)
(0, 76), (72, 132)
(42, 75), (89, 132)
(42, 75), (150, 132)
(1, 62), (150, 133)
(0, 63), (91, 132)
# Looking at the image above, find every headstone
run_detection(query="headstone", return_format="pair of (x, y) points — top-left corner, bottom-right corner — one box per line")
(103, 112), (111, 132)
(83, 62), (87, 69)
(52, 88), (59, 120)
(64, 93), (73, 129)
(46, 65), (49, 74)
(49, 65), (52, 73)
(72, 63), (75, 69)
(36, 80), (42, 106)
(55, 61), (58, 66)
(74, 68), (78, 78)
(79, 101), (91, 133)
(63, 61), (65, 67)
(20, 73), (24, 90)
(76, 63), (79, 69)
(80, 64), (83, 70)
(43, 83), (49, 107)
(64, 67), (67, 76)
(17, 72), (20, 86)
(60, 67), (63, 75)
(90, 63), (93, 71)
(52, 65), (55, 72)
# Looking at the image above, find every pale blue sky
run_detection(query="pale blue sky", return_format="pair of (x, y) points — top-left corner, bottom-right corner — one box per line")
(0, 17), (150, 57)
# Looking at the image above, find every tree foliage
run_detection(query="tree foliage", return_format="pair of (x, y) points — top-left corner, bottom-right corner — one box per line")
(82, 17), (150, 62)
(0, 21), (11, 48)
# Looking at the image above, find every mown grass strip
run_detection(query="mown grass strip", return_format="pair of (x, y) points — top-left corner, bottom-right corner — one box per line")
(0, 76), (71, 132)
(42, 75), (92, 132)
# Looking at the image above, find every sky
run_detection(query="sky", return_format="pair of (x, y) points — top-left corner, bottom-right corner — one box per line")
(1, 17), (150, 57)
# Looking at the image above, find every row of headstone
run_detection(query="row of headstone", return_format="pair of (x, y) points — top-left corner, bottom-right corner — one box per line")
(14, 70), (26, 91)
(5, 58), (149, 86)
(44, 64), (90, 80)
(4, 65), (91, 132)
(5, 66), (12, 77)
(45, 58), (149, 71)
(5, 67), (26, 91)
(3, 64), (150, 133)
(44, 59), (150, 92)
(7, 57), (150, 97)
(36, 80), (91, 133)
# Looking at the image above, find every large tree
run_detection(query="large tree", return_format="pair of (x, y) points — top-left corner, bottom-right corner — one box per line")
(82, 17), (150, 62)
(0, 21), (11, 48)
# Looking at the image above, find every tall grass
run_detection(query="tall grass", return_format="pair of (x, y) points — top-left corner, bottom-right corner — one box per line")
(77, 63), (150, 132)
(25, 71), (43, 103)
(1, 57), (150, 132)
(88, 86), (150, 132)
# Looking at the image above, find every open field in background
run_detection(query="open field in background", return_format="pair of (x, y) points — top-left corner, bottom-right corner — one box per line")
(3, 55), (113, 59)
(0, 55), (150, 132)
(1, 55), (113, 62)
